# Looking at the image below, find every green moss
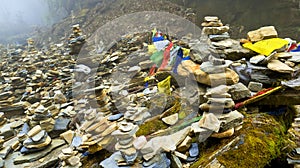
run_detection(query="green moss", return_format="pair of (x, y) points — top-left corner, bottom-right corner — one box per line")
(136, 119), (168, 137)
(216, 114), (286, 168)
(191, 111), (292, 168)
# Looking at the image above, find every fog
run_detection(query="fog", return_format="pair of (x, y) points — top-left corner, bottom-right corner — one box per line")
(0, 0), (67, 44)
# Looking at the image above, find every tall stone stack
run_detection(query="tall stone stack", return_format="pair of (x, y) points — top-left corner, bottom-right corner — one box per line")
(200, 85), (235, 115)
(68, 24), (86, 55)
(111, 122), (139, 165)
(27, 38), (37, 54)
(202, 16), (230, 42)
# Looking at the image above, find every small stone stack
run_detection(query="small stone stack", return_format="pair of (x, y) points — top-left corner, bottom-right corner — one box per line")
(68, 24), (86, 55)
(111, 122), (139, 165)
(202, 16), (230, 42)
(77, 112), (117, 153)
(27, 38), (37, 54)
(59, 147), (82, 168)
(27, 104), (55, 132)
(20, 125), (52, 154)
(200, 85), (235, 114)
(124, 106), (150, 124)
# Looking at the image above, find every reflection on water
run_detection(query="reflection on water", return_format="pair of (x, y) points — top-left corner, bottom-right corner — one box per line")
(171, 0), (300, 40)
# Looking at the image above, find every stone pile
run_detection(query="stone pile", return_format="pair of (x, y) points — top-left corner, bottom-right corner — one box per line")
(68, 24), (86, 55)
(111, 122), (139, 165)
(20, 125), (52, 154)
(200, 85), (235, 113)
(202, 16), (230, 41)
(0, 13), (299, 168)
(25, 103), (55, 132)
(58, 147), (82, 168)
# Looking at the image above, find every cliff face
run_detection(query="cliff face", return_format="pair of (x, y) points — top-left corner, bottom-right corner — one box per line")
(170, 0), (300, 39)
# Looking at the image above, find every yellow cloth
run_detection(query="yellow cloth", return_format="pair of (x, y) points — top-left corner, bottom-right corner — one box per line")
(243, 38), (289, 56)
(182, 48), (190, 57)
(148, 45), (157, 55)
(157, 76), (171, 95)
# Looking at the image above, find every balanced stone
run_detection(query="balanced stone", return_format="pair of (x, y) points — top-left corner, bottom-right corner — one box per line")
(32, 130), (46, 142)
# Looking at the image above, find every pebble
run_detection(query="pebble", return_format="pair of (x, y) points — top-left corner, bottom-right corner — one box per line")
(189, 143), (199, 157)
(71, 136), (82, 147)
(108, 113), (124, 121)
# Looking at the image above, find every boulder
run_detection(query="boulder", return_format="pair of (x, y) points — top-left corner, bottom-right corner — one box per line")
(247, 26), (278, 42)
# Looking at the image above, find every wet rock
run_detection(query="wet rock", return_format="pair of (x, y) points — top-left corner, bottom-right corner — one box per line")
(229, 82), (251, 100)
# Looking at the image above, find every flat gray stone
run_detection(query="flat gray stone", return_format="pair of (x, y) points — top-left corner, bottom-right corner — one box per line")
(250, 55), (265, 65)
(229, 83), (251, 100)
(32, 130), (46, 142)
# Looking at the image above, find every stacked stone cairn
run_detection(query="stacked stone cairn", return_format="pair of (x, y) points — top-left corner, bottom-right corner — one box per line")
(68, 24), (86, 55)
(111, 122), (139, 166)
(20, 125), (52, 154)
(59, 147), (82, 168)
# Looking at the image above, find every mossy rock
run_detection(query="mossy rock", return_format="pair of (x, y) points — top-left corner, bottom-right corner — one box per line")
(191, 111), (293, 168)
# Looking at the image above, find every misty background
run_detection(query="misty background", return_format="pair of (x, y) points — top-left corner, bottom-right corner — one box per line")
(0, 0), (90, 44)
(1, 0), (300, 44)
